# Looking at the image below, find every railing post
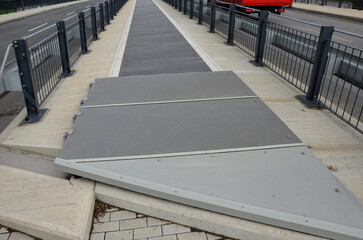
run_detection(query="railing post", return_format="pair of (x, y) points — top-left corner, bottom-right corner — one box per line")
(13, 39), (46, 124)
(91, 7), (98, 40)
(299, 26), (334, 107)
(100, 3), (105, 31)
(252, 10), (269, 66)
(183, 0), (187, 14)
(179, 0), (182, 12)
(198, 0), (203, 24)
(109, 0), (114, 20)
(227, 3), (236, 45)
(190, 0), (194, 19)
(105, 1), (110, 24)
(210, 0), (216, 32)
(56, 21), (72, 77)
(78, 12), (88, 53)
(113, 0), (117, 16)
(171, 0), (174, 7)
(175, 0), (178, 9)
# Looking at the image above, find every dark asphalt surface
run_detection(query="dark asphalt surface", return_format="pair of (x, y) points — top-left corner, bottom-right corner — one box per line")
(271, 8), (363, 50)
(0, 0), (102, 64)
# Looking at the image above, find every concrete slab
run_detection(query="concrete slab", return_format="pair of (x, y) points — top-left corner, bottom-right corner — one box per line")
(82, 71), (256, 107)
(0, 165), (94, 240)
(95, 183), (326, 240)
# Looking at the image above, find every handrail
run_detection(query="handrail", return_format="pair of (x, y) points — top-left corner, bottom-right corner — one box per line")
(334, 29), (363, 39)
(0, 43), (14, 92)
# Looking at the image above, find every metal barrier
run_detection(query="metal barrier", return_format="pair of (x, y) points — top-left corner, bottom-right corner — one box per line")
(9, 0), (128, 124)
(162, 0), (362, 132)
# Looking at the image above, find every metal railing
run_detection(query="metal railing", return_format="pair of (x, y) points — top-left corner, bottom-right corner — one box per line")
(9, 0), (128, 124)
(162, 0), (363, 133)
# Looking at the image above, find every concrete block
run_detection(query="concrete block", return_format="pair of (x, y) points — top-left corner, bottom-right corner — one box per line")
(8, 232), (35, 240)
(92, 221), (119, 233)
(134, 226), (162, 239)
(105, 230), (133, 240)
(120, 218), (147, 230)
(162, 224), (190, 235)
(150, 236), (177, 240)
(110, 211), (136, 221)
(0, 234), (9, 240)
(177, 232), (207, 240)
(0, 166), (94, 240)
(90, 233), (104, 240)
(147, 217), (170, 227)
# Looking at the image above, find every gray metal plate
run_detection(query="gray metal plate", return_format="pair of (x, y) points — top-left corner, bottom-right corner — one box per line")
(55, 146), (363, 239)
(59, 98), (301, 160)
(119, 0), (210, 76)
(83, 71), (256, 107)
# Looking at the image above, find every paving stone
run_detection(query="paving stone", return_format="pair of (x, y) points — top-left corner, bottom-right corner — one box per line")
(94, 212), (110, 223)
(8, 232), (34, 240)
(162, 224), (190, 235)
(0, 227), (8, 234)
(120, 218), (147, 230)
(90, 233), (105, 240)
(177, 232), (208, 240)
(149, 236), (177, 240)
(0, 233), (9, 240)
(105, 207), (120, 212)
(137, 214), (144, 218)
(105, 230), (133, 240)
(93, 221), (119, 233)
(134, 226), (162, 239)
(206, 233), (222, 240)
(110, 210), (137, 221)
(147, 217), (170, 227)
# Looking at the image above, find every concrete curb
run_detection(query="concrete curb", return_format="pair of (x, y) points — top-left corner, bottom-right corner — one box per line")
(0, 0), (91, 25)
(291, 4), (363, 23)
(95, 183), (325, 240)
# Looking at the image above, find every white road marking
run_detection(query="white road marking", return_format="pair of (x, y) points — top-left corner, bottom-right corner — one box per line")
(66, 11), (75, 15)
(28, 23), (48, 32)
(299, 27), (319, 34)
(333, 36), (353, 43)
(85, 5), (90, 8)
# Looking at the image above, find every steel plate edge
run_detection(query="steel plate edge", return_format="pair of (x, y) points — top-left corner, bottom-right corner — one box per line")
(54, 157), (363, 240)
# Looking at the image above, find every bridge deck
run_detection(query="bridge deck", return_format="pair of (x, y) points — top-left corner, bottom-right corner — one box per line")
(55, 0), (363, 239)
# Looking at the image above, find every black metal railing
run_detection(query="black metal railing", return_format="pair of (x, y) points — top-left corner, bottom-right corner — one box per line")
(11, 0), (128, 124)
(161, 0), (363, 133)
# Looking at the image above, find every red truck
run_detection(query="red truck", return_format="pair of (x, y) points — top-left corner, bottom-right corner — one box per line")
(213, 0), (293, 14)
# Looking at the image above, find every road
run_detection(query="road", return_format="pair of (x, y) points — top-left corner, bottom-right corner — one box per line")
(269, 8), (363, 50)
(0, 0), (102, 65)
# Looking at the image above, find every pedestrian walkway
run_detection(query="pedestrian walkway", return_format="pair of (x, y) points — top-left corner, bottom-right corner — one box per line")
(1, 0), (363, 239)
(119, 0), (210, 76)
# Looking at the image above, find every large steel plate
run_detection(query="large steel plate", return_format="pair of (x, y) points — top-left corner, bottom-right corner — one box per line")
(83, 71), (256, 107)
(59, 98), (301, 160)
(56, 146), (363, 240)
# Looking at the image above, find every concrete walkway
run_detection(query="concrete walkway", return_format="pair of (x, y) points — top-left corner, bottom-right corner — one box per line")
(0, 0), (362, 239)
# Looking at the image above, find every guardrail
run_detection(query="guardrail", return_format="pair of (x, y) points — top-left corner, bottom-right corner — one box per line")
(163, 0), (362, 133)
(11, 0), (127, 124)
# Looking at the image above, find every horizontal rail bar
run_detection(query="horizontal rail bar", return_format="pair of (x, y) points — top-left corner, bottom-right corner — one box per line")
(0, 43), (14, 84)
(24, 23), (57, 40)
(334, 29), (363, 39)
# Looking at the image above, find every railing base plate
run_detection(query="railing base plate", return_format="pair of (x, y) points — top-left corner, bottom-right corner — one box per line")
(21, 108), (47, 125)
(297, 95), (323, 109)
(250, 60), (264, 67)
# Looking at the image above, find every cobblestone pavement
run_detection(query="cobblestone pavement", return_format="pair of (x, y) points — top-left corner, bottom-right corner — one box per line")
(0, 207), (235, 240)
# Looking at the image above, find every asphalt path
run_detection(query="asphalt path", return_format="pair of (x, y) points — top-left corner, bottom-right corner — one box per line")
(270, 8), (363, 50)
(0, 0), (102, 65)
